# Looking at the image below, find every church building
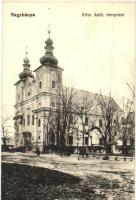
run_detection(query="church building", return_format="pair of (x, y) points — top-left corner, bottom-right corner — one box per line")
(14, 30), (118, 151)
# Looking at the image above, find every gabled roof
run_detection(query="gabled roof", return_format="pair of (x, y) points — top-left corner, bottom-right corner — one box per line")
(65, 87), (122, 116)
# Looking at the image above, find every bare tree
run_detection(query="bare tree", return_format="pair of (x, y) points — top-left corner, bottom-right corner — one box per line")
(1, 114), (14, 146)
(58, 86), (77, 146)
(126, 82), (135, 102)
(118, 81), (135, 154)
(42, 108), (57, 151)
(43, 86), (77, 147)
(74, 95), (95, 146)
(96, 92), (122, 153)
(118, 98), (135, 154)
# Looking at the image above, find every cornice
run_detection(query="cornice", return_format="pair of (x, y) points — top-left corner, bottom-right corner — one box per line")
(33, 64), (63, 72)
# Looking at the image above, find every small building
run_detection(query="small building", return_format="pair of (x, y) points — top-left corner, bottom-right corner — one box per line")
(120, 111), (135, 154)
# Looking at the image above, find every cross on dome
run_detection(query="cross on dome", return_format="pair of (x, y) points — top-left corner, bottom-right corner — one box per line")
(40, 24), (58, 66)
(48, 24), (51, 38)
(19, 45), (34, 80)
(23, 45), (30, 64)
(25, 45), (28, 58)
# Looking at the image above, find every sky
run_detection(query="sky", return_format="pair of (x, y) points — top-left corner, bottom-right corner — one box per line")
(2, 1), (135, 135)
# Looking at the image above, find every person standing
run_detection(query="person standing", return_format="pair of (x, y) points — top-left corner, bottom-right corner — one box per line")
(36, 147), (41, 156)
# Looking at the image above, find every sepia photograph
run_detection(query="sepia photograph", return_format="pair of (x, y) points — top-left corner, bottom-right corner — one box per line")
(1, 1), (135, 199)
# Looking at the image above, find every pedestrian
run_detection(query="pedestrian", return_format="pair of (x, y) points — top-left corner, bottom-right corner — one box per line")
(115, 156), (118, 161)
(124, 157), (126, 161)
(36, 147), (41, 157)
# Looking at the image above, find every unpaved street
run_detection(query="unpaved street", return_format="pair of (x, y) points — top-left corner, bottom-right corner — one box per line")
(2, 153), (135, 200)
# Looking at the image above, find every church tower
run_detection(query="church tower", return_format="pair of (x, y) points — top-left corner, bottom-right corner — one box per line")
(34, 28), (63, 97)
(32, 29), (63, 150)
(14, 28), (63, 151)
(14, 50), (35, 148)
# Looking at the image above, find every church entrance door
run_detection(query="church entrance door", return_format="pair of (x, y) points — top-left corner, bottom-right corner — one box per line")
(22, 132), (32, 147)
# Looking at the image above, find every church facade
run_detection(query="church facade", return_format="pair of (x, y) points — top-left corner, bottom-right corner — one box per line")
(14, 32), (118, 151)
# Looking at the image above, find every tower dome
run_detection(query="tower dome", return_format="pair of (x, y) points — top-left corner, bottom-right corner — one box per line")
(40, 30), (58, 67)
(19, 49), (34, 80)
(23, 56), (30, 64)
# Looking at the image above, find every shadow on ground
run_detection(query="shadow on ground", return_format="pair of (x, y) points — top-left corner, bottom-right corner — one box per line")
(2, 162), (82, 200)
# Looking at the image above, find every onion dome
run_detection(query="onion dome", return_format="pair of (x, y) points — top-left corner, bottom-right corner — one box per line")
(40, 29), (58, 67)
(19, 48), (34, 80)
(23, 56), (30, 64)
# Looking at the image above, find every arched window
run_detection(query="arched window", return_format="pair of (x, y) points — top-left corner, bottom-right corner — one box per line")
(23, 119), (25, 126)
(38, 119), (41, 127)
(52, 80), (55, 88)
(32, 115), (34, 125)
(85, 137), (88, 145)
(39, 81), (42, 89)
(27, 115), (30, 125)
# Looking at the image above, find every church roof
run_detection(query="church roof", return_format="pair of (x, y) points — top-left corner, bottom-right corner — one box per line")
(65, 87), (122, 116)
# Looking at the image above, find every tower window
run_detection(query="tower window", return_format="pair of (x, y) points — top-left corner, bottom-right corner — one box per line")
(99, 119), (102, 127)
(38, 119), (41, 127)
(27, 115), (30, 125)
(39, 81), (42, 89)
(52, 80), (55, 88)
(32, 115), (34, 125)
